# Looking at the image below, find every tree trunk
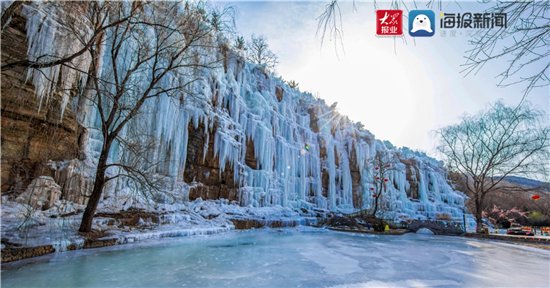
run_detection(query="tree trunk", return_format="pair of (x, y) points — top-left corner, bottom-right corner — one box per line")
(371, 195), (379, 217)
(474, 194), (484, 233)
(475, 212), (484, 233)
(79, 148), (109, 232)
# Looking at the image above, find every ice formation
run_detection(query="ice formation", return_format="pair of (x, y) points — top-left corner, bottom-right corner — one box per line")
(16, 2), (467, 223)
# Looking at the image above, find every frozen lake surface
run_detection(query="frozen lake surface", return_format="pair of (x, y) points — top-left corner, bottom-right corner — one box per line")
(2, 228), (549, 287)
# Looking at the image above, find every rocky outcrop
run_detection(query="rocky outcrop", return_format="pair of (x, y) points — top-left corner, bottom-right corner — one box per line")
(1, 244), (55, 263)
(184, 123), (239, 201)
(82, 238), (118, 249)
(49, 159), (94, 205)
(401, 158), (421, 200)
(349, 145), (363, 209)
(275, 86), (284, 102)
(15, 176), (62, 210)
(231, 218), (298, 229)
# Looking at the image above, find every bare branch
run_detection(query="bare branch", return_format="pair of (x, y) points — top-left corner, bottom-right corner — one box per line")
(246, 34), (278, 72)
(462, 1), (550, 97)
(437, 101), (550, 232)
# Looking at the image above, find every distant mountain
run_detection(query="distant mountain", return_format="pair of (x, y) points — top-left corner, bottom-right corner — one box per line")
(503, 176), (550, 190)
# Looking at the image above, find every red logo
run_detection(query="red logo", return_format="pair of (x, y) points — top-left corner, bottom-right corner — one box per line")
(376, 10), (403, 36)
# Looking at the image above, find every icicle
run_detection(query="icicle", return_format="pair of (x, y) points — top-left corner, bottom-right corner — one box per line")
(22, 3), (93, 120)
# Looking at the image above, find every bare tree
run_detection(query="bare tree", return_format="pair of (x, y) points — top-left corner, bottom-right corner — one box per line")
(437, 102), (549, 232)
(208, 5), (236, 33)
(368, 151), (397, 217)
(76, 1), (220, 232)
(463, 1), (550, 97)
(247, 35), (278, 71)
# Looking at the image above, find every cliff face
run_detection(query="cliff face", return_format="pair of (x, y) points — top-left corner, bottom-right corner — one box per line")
(1, 2), (466, 222)
(1, 10), (82, 197)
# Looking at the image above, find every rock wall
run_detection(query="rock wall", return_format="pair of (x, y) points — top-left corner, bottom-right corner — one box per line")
(1, 2), (468, 223)
(184, 122), (239, 202)
(1, 10), (82, 196)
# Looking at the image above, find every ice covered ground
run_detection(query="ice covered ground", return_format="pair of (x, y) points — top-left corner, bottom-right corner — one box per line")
(0, 197), (318, 251)
(2, 228), (549, 287)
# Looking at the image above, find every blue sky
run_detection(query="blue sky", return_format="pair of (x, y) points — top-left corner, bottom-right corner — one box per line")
(217, 0), (549, 157)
